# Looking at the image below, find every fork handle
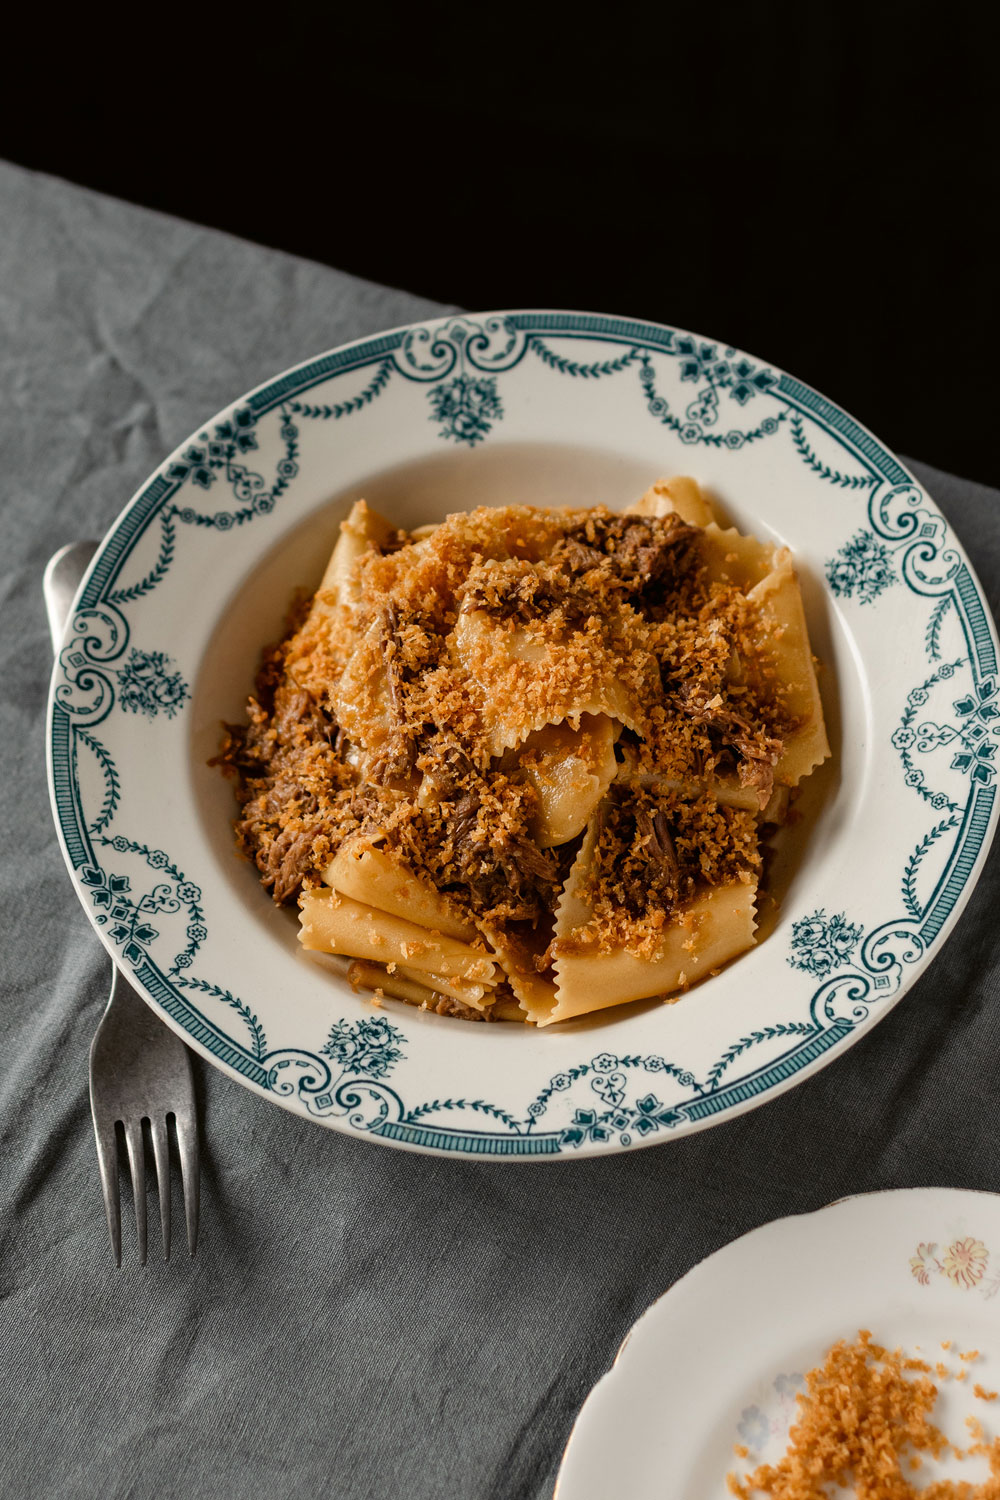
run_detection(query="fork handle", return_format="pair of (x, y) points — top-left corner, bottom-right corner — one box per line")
(44, 540), (98, 652)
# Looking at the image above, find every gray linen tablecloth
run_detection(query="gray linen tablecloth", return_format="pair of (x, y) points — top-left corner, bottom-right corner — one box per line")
(2, 157), (1000, 1500)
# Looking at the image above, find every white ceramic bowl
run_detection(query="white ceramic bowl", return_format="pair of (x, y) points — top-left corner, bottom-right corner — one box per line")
(47, 311), (999, 1158)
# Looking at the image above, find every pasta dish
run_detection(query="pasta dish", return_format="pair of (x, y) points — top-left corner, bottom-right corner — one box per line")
(217, 477), (829, 1025)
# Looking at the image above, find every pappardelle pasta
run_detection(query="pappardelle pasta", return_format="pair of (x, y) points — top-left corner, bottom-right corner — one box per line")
(217, 478), (829, 1025)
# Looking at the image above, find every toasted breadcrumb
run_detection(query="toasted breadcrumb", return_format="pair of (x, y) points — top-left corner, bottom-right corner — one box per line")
(728, 1330), (1000, 1499)
(566, 783), (760, 957)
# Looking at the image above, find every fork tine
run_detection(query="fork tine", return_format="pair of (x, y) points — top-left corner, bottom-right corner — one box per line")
(122, 1119), (148, 1266)
(174, 1113), (199, 1256)
(149, 1117), (172, 1262)
(92, 1114), (122, 1267)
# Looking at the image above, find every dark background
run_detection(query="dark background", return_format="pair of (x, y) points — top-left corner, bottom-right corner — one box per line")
(2, 3), (995, 483)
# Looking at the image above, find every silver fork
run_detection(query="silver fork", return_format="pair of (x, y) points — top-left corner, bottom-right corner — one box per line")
(45, 541), (200, 1265)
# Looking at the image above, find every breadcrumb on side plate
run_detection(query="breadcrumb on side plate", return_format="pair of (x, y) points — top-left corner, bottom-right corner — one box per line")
(727, 1330), (1000, 1499)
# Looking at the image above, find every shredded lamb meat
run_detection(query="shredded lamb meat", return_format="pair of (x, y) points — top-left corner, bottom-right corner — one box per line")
(554, 511), (700, 595)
